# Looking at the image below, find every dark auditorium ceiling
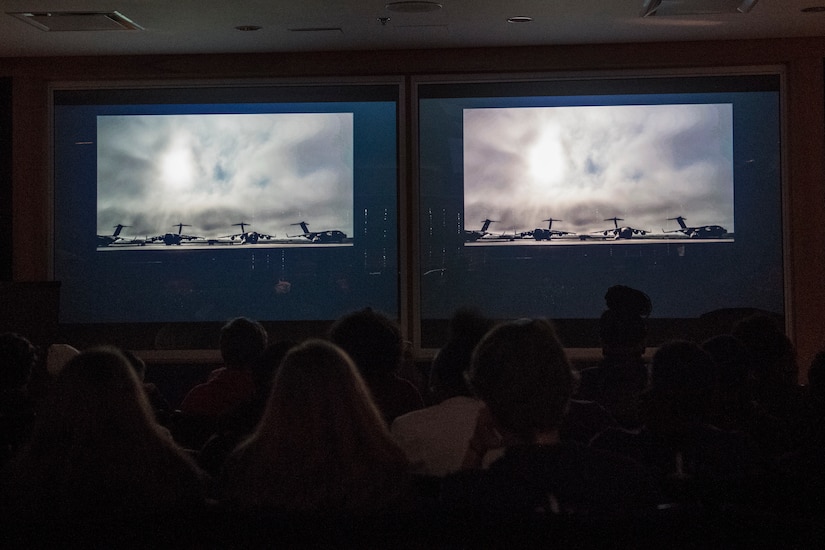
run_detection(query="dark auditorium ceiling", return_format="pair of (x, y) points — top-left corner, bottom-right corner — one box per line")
(1, 0), (824, 58)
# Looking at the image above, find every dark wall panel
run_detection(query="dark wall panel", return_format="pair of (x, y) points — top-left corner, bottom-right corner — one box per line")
(0, 77), (11, 280)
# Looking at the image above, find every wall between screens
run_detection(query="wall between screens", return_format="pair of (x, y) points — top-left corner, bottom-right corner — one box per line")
(0, 38), (824, 381)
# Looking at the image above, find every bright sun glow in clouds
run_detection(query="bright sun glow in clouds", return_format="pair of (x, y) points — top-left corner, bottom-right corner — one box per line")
(527, 127), (566, 190)
(160, 147), (194, 190)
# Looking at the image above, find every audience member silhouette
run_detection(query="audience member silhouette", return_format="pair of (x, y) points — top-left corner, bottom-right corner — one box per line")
(591, 340), (763, 509)
(701, 333), (751, 432)
(731, 313), (805, 454)
(24, 342), (80, 408)
(220, 339), (414, 515)
(329, 308), (423, 424)
(789, 349), (824, 480)
(44, 343), (80, 377)
(391, 308), (500, 476)
(576, 285), (652, 429)
(442, 318), (661, 526)
(180, 317), (268, 417)
(740, 350), (825, 533)
(778, 350), (825, 477)
(123, 349), (172, 426)
(701, 333), (790, 461)
(732, 313), (797, 388)
(805, 350), (825, 423)
(562, 395), (619, 446)
(426, 307), (493, 405)
(197, 339), (297, 481)
(0, 332), (37, 465)
(1, 347), (207, 526)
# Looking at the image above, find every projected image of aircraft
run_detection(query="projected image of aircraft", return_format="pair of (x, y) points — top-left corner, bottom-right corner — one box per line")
(664, 216), (728, 239)
(288, 221), (348, 243)
(97, 224), (129, 247)
(531, 218), (575, 241)
(97, 224), (147, 247)
(150, 223), (203, 246)
(222, 222), (275, 245)
(495, 226), (529, 240)
(463, 219), (498, 242)
(596, 217), (649, 240)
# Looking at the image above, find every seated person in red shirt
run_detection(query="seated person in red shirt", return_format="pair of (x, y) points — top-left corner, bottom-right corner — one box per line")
(179, 317), (268, 418)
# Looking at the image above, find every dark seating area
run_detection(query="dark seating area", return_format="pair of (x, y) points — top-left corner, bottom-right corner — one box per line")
(3, 500), (821, 549)
(2, 300), (823, 548)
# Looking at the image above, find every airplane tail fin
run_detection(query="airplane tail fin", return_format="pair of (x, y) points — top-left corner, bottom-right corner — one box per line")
(288, 221), (310, 236)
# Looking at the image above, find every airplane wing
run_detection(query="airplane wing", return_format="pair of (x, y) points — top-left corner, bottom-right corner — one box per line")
(114, 237), (147, 245)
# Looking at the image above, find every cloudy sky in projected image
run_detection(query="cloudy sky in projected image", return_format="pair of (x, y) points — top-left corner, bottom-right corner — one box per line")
(97, 112), (353, 239)
(463, 104), (734, 236)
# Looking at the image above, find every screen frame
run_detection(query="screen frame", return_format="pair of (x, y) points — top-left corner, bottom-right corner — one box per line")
(410, 66), (789, 353)
(48, 76), (409, 348)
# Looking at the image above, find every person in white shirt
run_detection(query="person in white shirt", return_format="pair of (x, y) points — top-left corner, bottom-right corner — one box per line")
(391, 308), (502, 476)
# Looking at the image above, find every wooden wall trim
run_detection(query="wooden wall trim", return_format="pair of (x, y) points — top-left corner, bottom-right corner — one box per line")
(2, 37), (825, 79)
(11, 74), (50, 280)
(786, 56), (825, 383)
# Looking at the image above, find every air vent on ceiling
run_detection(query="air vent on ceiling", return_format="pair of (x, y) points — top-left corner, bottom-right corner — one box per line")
(642, 0), (758, 16)
(386, 1), (443, 13)
(7, 11), (143, 32)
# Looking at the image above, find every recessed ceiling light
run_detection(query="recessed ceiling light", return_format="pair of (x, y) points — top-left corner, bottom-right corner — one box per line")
(801, 6), (825, 12)
(385, 1), (443, 13)
(507, 16), (533, 23)
(235, 25), (262, 31)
